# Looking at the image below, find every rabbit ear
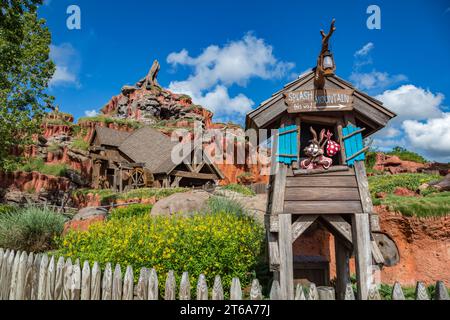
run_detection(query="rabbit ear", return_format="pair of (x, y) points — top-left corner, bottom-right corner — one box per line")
(310, 127), (318, 142)
(319, 129), (326, 144)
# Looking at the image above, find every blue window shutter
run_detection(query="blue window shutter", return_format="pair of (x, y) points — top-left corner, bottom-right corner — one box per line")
(277, 125), (299, 165)
(343, 124), (366, 167)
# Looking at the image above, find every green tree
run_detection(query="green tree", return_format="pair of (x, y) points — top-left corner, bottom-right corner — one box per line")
(0, 0), (55, 169)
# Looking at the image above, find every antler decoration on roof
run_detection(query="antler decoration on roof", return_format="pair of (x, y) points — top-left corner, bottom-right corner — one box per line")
(314, 19), (336, 89)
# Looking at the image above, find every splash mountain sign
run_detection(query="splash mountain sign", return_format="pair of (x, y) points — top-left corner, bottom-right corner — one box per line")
(284, 88), (354, 113)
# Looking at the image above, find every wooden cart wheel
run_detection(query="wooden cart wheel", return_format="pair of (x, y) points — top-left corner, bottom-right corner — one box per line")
(130, 168), (146, 189)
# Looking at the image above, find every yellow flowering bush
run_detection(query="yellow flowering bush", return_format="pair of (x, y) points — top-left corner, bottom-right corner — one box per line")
(57, 212), (264, 296)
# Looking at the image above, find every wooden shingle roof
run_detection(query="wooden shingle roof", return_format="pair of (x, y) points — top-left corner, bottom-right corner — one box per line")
(245, 70), (396, 136)
(94, 126), (132, 147)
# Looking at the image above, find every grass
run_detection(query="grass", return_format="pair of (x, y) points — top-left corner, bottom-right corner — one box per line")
(70, 137), (90, 151)
(387, 146), (428, 164)
(221, 183), (256, 196)
(78, 115), (142, 129)
(0, 206), (67, 252)
(205, 196), (248, 217)
(368, 173), (440, 196)
(373, 192), (450, 217)
(73, 187), (188, 204)
(379, 283), (450, 300)
(19, 157), (70, 177)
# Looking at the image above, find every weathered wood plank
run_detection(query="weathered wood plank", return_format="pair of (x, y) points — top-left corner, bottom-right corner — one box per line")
(434, 281), (449, 300)
(269, 280), (281, 300)
(344, 284), (355, 300)
(291, 215), (318, 243)
(122, 266), (134, 300)
(112, 264), (122, 300)
(352, 214), (373, 300)
(101, 263), (112, 300)
(90, 262), (101, 300)
(317, 286), (336, 300)
(45, 256), (55, 300)
(284, 201), (363, 214)
(321, 215), (352, 244)
(307, 283), (319, 300)
(285, 187), (360, 201)
(63, 258), (72, 300)
(164, 270), (176, 300)
(286, 176), (357, 188)
(293, 166), (352, 176)
(230, 278), (242, 300)
(3, 250), (14, 300)
(148, 268), (159, 300)
(0, 249), (8, 300)
(9, 250), (21, 300)
(37, 254), (48, 300)
(23, 253), (35, 300)
(279, 212), (294, 300)
(250, 279), (262, 300)
(15, 251), (28, 300)
(179, 272), (191, 300)
(81, 261), (91, 300)
(294, 284), (306, 300)
(31, 253), (41, 300)
(367, 285), (381, 300)
(172, 170), (218, 180)
(354, 161), (374, 214)
(71, 261), (81, 300)
(54, 256), (64, 300)
(196, 274), (208, 300)
(335, 237), (351, 300)
(415, 281), (429, 300)
(392, 282), (405, 300)
(135, 267), (149, 300)
(212, 276), (224, 300)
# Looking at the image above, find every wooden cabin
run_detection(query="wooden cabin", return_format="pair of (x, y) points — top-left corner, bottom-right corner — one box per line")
(246, 21), (396, 300)
(89, 126), (224, 191)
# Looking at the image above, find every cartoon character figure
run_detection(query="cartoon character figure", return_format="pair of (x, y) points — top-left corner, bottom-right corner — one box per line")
(301, 127), (333, 170)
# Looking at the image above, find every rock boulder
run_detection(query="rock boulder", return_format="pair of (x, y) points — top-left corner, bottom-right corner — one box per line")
(151, 190), (211, 216)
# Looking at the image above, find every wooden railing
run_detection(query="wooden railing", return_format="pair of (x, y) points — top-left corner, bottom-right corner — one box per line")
(0, 248), (448, 300)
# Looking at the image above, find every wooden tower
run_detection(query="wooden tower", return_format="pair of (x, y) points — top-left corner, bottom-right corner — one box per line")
(245, 20), (396, 300)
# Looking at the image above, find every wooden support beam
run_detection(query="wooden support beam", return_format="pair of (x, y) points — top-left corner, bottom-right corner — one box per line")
(293, 165), (350, 176)
(279, 213), (294, 300)
(172, 170), (218, 180)
(291, 215), (318, 243)
(342, 127), (366, 140)
(352, 213), (373, 300)
(335, 237), (351, 300)
(346, 147), (369, 162)
(321, 215), (352, 246)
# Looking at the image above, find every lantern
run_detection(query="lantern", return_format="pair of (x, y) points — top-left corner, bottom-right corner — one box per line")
(322, 50), (336, 76)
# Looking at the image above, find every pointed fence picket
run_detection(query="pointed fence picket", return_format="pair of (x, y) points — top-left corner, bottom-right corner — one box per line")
(0, 248), (448, 301)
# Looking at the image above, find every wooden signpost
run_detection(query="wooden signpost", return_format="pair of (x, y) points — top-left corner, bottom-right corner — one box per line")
(284, 89), (354, 113)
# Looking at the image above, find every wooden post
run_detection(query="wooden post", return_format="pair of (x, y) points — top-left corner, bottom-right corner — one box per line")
(351, 213), (373, 300)
(335, 236), (351, 300)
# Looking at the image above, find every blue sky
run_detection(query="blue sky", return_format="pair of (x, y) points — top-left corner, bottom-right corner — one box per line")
(39, 0), (450, 161)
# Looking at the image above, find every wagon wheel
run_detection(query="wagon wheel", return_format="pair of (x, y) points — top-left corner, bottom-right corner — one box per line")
(130, 168), (146, 189)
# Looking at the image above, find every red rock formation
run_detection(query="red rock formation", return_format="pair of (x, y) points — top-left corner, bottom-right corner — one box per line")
(0, 171), (71, 193)
(373, 153), (427, 174)
(63, 216), (105, 235)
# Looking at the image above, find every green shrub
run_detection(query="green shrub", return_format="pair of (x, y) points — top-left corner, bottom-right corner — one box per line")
(47, 143), (62, 153)
(379, 283), (450, 300)
(73, 187), (187, 204)
(19, 157), (70, 177)
(108, 204), (152, 220)
(78, 115), (142, 129)
(377, 192), (450, 217)
(222, 184), (256, 196)
(58, 212), (264, 298)
(0, 205), (18, 216)
(387, 147), (427, 164)
(206, 196), (247, 217)
(70, 137), (90, 151)
(368, 173), (440, 196)
(0, 206), (67, 252)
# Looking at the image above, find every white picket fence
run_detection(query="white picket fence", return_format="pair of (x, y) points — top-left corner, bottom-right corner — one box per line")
(0, 248), (449, 300)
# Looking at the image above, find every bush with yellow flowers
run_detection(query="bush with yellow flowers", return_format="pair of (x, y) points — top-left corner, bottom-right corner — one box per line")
(57, 211), (264, 297)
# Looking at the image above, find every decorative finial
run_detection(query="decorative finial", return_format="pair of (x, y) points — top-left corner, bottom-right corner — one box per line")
(314, 19), (337, 89)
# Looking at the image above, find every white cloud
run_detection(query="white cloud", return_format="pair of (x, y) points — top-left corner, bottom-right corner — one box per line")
(84, 110), (99, 117)
(167, 33), (294, 120)
(49, 43), (81, 88)
(354, 42), (374, 57)
(350, 70), (407, 91)
(376, 85), (444, 122)
(403, 114), (450, 158)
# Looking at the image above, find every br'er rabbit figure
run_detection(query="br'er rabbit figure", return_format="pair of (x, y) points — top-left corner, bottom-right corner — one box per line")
(300, 127), (333, 170)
